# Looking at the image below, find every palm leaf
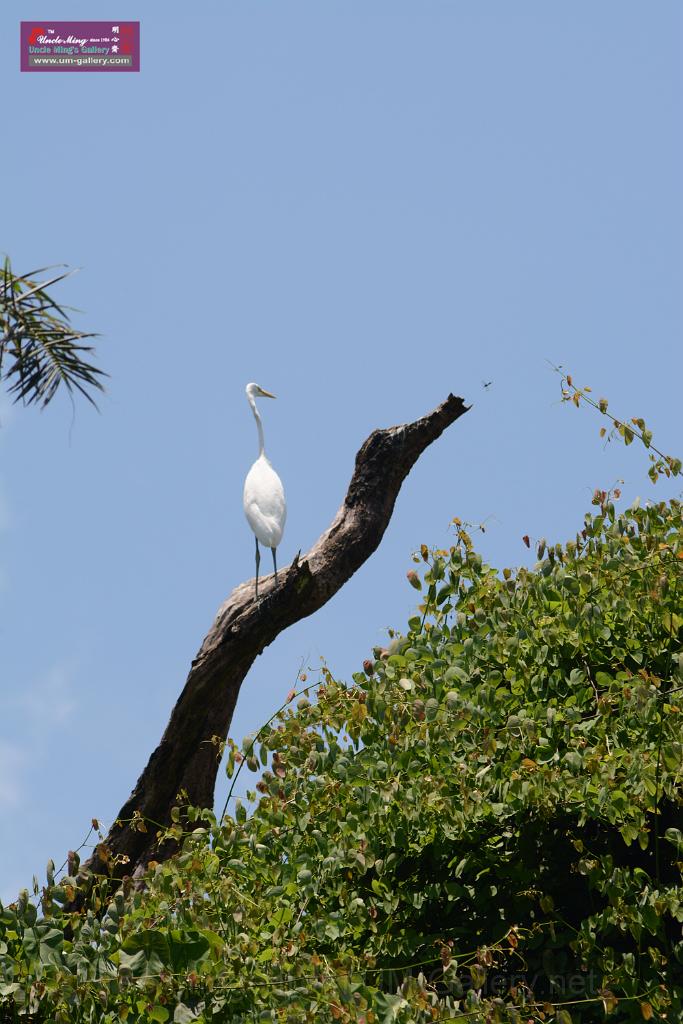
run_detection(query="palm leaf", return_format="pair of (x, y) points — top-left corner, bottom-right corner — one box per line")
(0, 257), (106, 409)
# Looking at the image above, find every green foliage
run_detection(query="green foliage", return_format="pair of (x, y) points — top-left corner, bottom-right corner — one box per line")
(0, 257), (105, 409)
(2, 493), (682, 1022)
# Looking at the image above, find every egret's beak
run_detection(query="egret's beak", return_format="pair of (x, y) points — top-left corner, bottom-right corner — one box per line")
(258, 388), (276, 399)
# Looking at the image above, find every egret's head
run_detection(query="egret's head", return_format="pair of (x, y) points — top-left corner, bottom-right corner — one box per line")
(246, 382), (276, 400)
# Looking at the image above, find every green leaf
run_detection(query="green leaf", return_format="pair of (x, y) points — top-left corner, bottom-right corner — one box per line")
(563, 751), (582, 771)
(665, 827), (683, 849)
(167, 930), (210, 971)
(173, 1005), (198, 1024)
(22, 926), (64, 967)
(563, 575), (580, 595)
(425, 698), (439, 721)
(120, 930), (170, 977)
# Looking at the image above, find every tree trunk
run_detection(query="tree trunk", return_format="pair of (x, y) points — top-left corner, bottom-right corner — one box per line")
(89, 393), (469, 881)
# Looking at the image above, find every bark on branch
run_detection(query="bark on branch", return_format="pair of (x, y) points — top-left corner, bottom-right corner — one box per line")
(94, 393), (469, 879)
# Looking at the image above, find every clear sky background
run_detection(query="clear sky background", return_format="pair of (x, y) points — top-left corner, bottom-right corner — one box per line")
(1, 2), (681, 902)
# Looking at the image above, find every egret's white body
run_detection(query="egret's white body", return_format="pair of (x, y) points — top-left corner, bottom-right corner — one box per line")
(243, 456), (286, 550)
(243, 383), (286, 597)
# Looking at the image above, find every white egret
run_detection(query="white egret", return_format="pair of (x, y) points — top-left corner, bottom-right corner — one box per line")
(243, 383), (287, 598)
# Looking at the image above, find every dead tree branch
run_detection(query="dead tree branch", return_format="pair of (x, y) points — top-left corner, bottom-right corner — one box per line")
(91, 393), (469, 880)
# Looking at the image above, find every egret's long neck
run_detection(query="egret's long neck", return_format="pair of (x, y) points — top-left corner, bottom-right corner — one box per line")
(249, 395), (266, 456)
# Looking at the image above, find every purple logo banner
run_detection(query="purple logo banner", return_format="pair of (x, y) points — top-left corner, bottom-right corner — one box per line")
(21, 21), (140, 72)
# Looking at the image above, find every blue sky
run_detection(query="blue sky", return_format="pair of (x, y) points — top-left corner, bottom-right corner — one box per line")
(1, 2), (681, 902)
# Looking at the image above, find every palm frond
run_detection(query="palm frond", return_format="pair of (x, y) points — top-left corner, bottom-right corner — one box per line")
(0, 257), (106, 409)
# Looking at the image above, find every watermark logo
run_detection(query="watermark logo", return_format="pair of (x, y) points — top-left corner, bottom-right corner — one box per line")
(20, 21), (140, 72)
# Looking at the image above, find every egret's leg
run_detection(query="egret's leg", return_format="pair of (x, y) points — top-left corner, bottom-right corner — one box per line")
(255, 537), (261, 598)
(271, 547), (278, 582)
